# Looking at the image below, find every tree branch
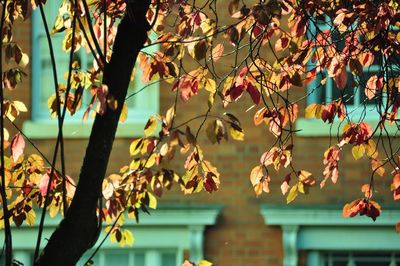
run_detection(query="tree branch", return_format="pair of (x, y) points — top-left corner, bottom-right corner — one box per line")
(34, 1), (151, 265)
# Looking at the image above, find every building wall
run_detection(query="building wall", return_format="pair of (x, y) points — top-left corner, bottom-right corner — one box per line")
(8, 6), (397, 266)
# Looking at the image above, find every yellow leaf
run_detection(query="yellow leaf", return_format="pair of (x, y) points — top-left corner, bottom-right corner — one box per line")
(18, 53), (29, 68)
(286, 184), (298, 204)
(129, 138), (143, 156)
(144, 116), (157, 137)
(165, 106), (175, 126)
(129, 158), (141, 170)
(208, 92), (214, 108)
(147, 192), (157, 209)
(365, 139), (378, 159)
(119, 102), (128, 122)
(352, 144), (365, 160)
(124, 229), (135, 246)
(144, 153), (156, 168)
(49, 203), (59, 218)
(305, 103), (323, 119)
(297, 181), (305, 194)
(229, 125), (244, 141)
(205, 78), (216, 93)
(198, 260), (213, 266)
(250, 165), (263, 186)
(25, 209), (36, 226)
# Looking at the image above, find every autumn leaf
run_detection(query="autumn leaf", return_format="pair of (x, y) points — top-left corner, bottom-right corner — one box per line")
(281, 173), (291, 195)
(371, 159), (385, 177)
(351, 144), (365, 160)
(334, 66), (348, 89)
(144, 116), (157, 137)
(361, 184), (372, 198)
(212, 43), (224, 61)
(229, 123), (244, 141)
(39, 172), (54, 197)
(119, 102), (128, 122)
(10, 133), (25, 162)
(275, 36), (289, 51)
(250, 165), (263, 186)
(253, 107), (267, 126)
(286, 184), (298, 204)
(198, 260), (213, 266)
(305, 103), (323, 119)
(343, 198), (381, 221)
(391, 173), (400, 200)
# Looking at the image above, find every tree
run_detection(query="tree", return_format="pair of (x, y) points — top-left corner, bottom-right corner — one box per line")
(1, 0), (399, 265)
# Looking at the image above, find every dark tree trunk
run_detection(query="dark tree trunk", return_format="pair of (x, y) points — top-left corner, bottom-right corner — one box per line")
(35, 1), (151, 265)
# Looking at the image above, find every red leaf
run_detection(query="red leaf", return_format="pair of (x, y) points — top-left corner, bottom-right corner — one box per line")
(334, 66), (348, 89)
(247, 82), (261, 104)
(204, 173), (219, 193)
(275, 37), (289, 51)
(281, 173), (291, 195)
(11, 132), (25, 162)
(39, 172), (54, 197)
(343, 198), (381, 221)
(321, 103), (337, 123)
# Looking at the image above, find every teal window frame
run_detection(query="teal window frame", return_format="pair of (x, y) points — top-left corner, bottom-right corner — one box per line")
(7, 204), (222, 266)
(24, 1), (159, 138)
(260, 205), (400, 266)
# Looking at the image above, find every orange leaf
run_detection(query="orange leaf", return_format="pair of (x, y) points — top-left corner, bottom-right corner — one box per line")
(361, 184), (372, 198)
(212, 43), (224, 61)
(254, 107), (267, 126)
(250, 165), (263, 186)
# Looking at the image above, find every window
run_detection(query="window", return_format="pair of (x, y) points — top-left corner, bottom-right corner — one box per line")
(297, 17), (399, 136)
(260, 205), (400, 266)
(24, 1), (159, 138)
(78, 249), (177, 266)
(9, 205), (222, 266)
(317, 251), (399, 266)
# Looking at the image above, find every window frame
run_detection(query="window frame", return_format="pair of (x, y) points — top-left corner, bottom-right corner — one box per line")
(24, 2), (159, 139)
(260, 205), (400, 266)
(10, 204), (222, 266)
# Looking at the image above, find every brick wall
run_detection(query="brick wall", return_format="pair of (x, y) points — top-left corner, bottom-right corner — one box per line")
(8, 5), (396, 266)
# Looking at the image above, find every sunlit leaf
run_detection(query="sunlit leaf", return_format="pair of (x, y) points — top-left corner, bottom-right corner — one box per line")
(147, 192), (157, 209)
(119, 102), (128, 122)
(286, 184), (298, 204)
(144, 116), (157, 137)
(352, 144), (365, 160)
(229, 124), (244, 141)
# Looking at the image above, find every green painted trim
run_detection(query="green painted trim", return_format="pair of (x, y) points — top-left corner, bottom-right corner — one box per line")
(296, 118), (399, 137)
(260, 205), (400, 226)
(298, 226), (400, 250)
(7, 204), (222, 263)
(22, 120), (147, 139)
